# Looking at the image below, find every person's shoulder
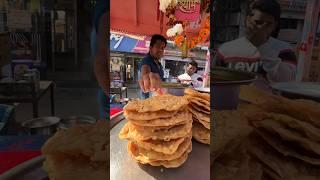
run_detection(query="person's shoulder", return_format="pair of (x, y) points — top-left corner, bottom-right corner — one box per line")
(141, 55), (152, 65)
(218, 37), (246, 50)
(193, 73), (202, 78)
(217, 37), (259, 59)
(269, 37), (293, 50)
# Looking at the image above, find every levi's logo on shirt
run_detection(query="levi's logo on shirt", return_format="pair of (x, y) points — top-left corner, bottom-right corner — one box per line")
(227, 61), (263, 73)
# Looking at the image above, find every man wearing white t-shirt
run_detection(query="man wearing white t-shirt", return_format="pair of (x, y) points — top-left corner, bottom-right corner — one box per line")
(214, 0), (297, 89)
(178, 60), (203, 88)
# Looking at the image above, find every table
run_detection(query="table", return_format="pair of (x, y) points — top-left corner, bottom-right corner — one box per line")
(110, 87), (128, 99)
(0, 81), (55, 118)
(0, 135), (49, 174)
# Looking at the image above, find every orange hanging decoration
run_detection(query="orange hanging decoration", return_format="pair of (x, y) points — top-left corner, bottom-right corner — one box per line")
(174, 35), (184, 47)
(168, 1), (211, 55)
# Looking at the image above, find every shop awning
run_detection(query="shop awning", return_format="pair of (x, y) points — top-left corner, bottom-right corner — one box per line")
(110, 30), (149, 53)
(110, 30), (208, 59)
(110, 0), (167, 36)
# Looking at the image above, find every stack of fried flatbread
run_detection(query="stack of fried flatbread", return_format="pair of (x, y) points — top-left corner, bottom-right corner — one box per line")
(41, 122), (108, 180)
(119, 94), (193, 168)
(213, 85), (320, 180)
(185, 88), (210, 145)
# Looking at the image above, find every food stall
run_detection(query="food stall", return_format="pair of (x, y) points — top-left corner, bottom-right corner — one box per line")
(109, 0), (211, 179)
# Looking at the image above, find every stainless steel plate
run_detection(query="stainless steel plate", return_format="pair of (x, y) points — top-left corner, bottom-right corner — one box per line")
(22, 117), (60, 129)
(271, 82), (320, 101)
(110, 112), (210, 180)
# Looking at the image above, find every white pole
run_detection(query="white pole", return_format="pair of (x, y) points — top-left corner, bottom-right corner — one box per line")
(296, 0), (320, 81)
(202, 50), (210, 88)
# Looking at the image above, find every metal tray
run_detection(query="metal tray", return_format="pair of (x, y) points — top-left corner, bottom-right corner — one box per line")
(0, 156), (48, 180)
(271, 82), (320, 102)
(110, 112), (210, 180)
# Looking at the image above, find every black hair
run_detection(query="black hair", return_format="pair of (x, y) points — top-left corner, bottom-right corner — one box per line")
(188, 60), (198, 70)
(246, 0), (281, 21)
(246, 0), (281, 38)
(150, 34), (167, 47)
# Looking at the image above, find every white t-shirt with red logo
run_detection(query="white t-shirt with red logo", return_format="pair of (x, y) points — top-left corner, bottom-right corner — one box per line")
(215, 37), (297, 88)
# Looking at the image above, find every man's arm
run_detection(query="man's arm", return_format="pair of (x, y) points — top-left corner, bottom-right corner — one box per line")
(265, 49), (297, 82)
(139, 64), (161, 93)
(94, 13), (108, 95)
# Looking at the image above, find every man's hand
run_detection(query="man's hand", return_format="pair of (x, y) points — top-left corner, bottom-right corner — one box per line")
(139, 72), (162, 93)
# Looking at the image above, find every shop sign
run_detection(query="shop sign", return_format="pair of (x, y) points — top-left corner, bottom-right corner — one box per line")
(164, 69), (170, 79)
(175, 0), (201, 21)
(132, 36), (150, 54)
(7, 10), (32, 30)
(110, 33), (138, 52)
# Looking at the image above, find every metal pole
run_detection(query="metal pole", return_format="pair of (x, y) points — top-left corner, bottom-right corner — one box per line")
(74, 0), (78, 69)
(51, 10), (55, 72)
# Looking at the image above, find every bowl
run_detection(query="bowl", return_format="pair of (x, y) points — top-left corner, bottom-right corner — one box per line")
(58, 115), (96, 130)
(21, 117), (60, 135)
(161, 82), (188, 96)
(211, 67), (257, 110)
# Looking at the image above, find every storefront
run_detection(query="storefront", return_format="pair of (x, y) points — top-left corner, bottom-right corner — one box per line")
(162, 48), (208, 80)
(110, 31), (208, 86)
(110, 31), (146, 87)
(110, 52), (144, 87)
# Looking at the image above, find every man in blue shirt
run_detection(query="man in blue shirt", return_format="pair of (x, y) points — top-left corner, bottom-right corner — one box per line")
(91, 0), (108, 119)
(139, 34), (166, 97)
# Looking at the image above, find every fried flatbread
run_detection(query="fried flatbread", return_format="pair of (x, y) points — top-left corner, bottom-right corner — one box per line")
(252, 119), (320, 158)
(42, 123), (108, 162)
(192, 122), (210, 145)
(128, 136), (192, 161)
(184, 88), (210, 101)
(124, 106), (187, 121)
(43, 154), (107, 180)
(249, 112), (320, 143)
(128, 109), (191, 127)
(193, 117), (210, 130)
(213, 110), (252, 160)
(258, 99), (320, 128)
(189, 103), (210, 115)
(254, 128), (320, 165)
(133, 136), (186, 155)
(189, 107), (210, 122)
(119, 121), (192, 141)
(124, 94), (189, 113)
(247, 132), (320, 179)
(147, 150), (190, 168)
(213, 143), (263, 180)
(187, 96), (210, 107)
(246, 133), (286, 179)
